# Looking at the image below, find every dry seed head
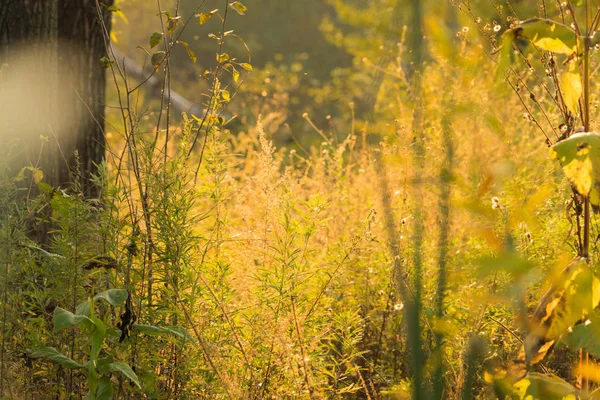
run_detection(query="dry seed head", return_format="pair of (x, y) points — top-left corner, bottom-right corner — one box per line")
(491, 197), (500, 209)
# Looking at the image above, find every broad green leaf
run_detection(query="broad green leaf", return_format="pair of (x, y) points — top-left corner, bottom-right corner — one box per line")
(561, 310), (600, 357)
(91, 317), (107, 359)
(151, 51), (166, 67)
(518, 18), (579, 55)
(96, 356), (115, 374)
(54, 307), (94, 332)
(560, 65), (582, 115)
(178, 41), (197, 63)
(30, 347), (83, 369)
(96, 376), (113, 400)
(76, 300), (90, 316)
(94, 289), (128, 306)
(552, 132), (600, 208)
(229, 1), (247, 15)
(108, 362), (141, 388)
(149, 32), (163, 48)
(513, 373), (576, 399)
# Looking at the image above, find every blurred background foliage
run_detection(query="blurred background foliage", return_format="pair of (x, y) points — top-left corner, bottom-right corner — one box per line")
(4, 0), (600, 398)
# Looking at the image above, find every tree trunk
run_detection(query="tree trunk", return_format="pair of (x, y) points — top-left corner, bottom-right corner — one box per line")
(58, 0), (112, 198)
(0, 0), (112, 198)
(0, 0), (60, 186)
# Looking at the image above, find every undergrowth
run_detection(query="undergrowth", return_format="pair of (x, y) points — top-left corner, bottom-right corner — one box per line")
(1, 1), (599, 399)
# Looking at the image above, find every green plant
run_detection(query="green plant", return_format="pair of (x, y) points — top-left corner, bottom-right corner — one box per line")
(481, 2), (600, 398)
(30, 289), (139, 399)
(30, 288), (190, 399)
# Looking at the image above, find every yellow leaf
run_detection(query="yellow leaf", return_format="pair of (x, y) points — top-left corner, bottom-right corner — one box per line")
(552, 132), (600, 207)
(198, 12), (212, 26)
(519, 18), (579, 55)
(560, 67), (582, 115)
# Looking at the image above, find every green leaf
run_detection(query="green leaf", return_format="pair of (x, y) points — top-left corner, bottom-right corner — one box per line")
(37, 181), (53, 195)
(99, 56), (113, 69)
(94, 289), (128, 306)
(151, 51), (166, 67)
(552, 132), (600, 208)
(167, 16), (181, 35)
(513, 373), (576, 399)
(229, 1), (247, 15)
(30, 347), (84, 369)
(178, 41), (197, 63)
(76, 300), (90, 316)
(96, 356), (115, 374)
(96, 376), (113, 400)
(149, 32), (163, 48)
(91, 317), (107, 359)
(518, 18), (579, 55)
(54, 307), (94, 332)
(561, 319), (600, 357)
(560, 64), (582, 115)
(108, 362), (141, 388)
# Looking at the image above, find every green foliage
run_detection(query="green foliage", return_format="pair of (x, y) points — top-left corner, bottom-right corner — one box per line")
(29, 347), (84, 369)
(32, 290), (141, 398)
(552, 132), (600, 208)
(513, 373), (577, 400)
(149, 31), (163, 48)
(6, 0), (600, 399)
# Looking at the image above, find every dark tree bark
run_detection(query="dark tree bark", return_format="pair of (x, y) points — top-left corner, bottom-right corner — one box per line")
(58, 0), (112, 197)
(0, 0), (112, 198)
